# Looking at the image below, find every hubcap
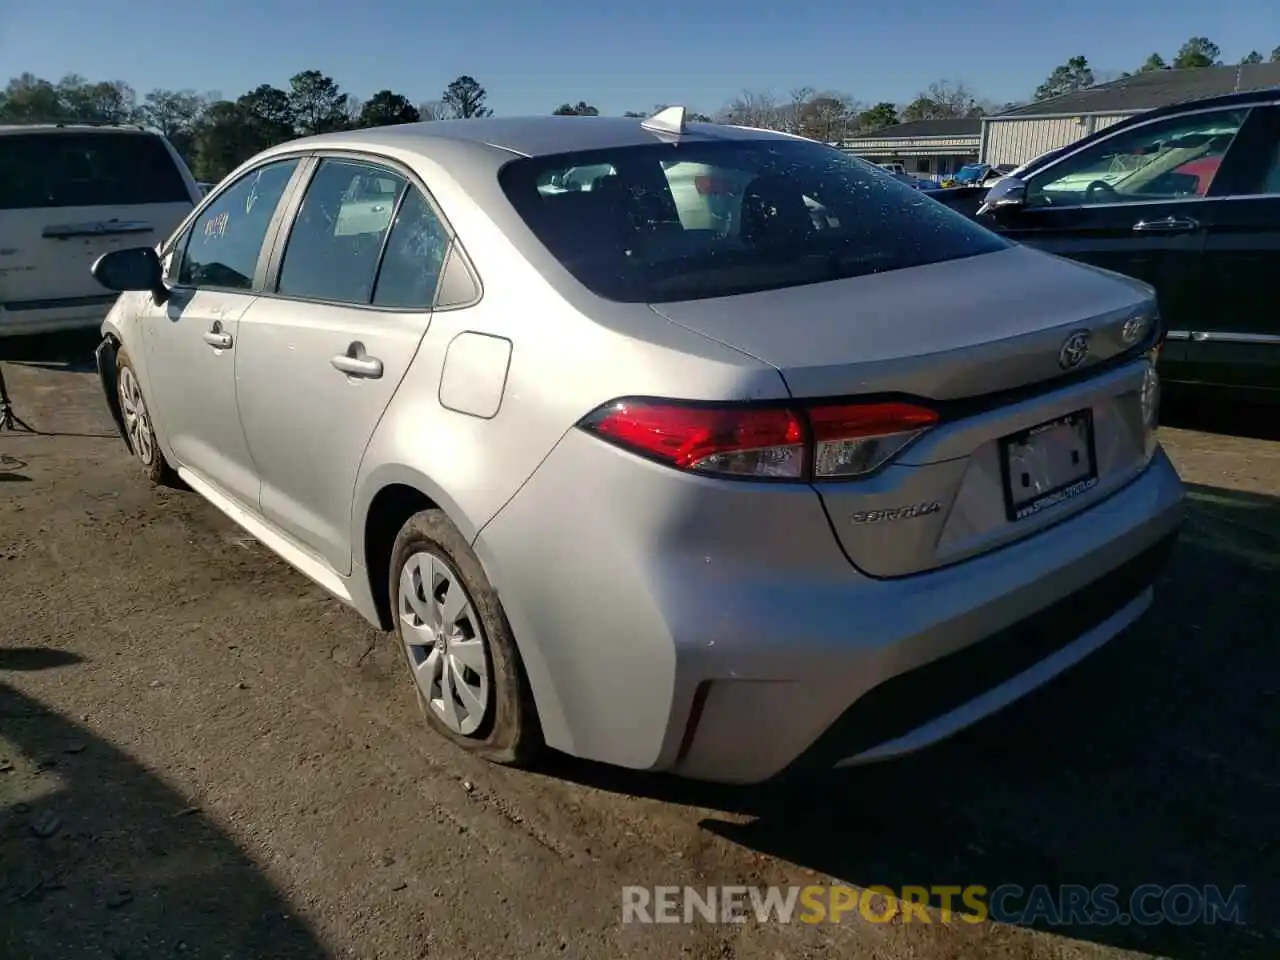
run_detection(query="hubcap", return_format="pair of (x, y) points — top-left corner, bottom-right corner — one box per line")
(118, 366), (155, 466)
(398, 551), (490, 736)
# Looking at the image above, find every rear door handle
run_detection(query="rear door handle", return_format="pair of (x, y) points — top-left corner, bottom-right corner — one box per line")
(331, 342), (383, 379)
(1132, 216), (1200, 233)
(202, 323), (232, 349)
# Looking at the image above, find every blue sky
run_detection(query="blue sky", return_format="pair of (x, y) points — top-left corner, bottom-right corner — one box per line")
(2, 1), (1277, 116)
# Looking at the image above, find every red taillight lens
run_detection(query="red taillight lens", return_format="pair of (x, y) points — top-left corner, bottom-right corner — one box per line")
(807, 401), (939, 479)
(581, 400), (806, 479)
(579, 398), (939, 481)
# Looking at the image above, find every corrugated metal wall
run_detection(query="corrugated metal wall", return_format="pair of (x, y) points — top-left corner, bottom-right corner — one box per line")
(981, 113), (1136, 166)
(841, 135), (979, 156)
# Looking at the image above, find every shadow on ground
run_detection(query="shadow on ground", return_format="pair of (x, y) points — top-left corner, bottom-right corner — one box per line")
(1162, 389), (1280, 442)
(0, 657), (328, 959)
(542, 482), (1280, 959)
(0, 330), (100, 373)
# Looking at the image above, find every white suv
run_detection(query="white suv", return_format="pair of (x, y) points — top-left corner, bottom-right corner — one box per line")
(0, 123), (201, 337)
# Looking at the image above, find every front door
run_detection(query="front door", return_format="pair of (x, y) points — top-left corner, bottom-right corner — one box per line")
(234, 157), (451, 573)
(142, 157), (302, 508)
(981, 104), (1253, 336)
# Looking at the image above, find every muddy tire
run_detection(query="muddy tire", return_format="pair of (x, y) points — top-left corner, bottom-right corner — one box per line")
(116, 348), (177, 486)
(389, 508), (542, 765)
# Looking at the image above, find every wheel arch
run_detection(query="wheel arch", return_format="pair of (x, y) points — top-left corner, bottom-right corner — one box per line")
(355, 465), (569, 753)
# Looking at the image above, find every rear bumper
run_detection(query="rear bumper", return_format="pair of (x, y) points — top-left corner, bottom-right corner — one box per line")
(476, 427), (1185, 784)
(0, 296), (118, 337)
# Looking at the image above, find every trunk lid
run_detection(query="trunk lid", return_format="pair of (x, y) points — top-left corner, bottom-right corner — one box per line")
(648, 244), (1153, 402)
(650, 245), (1160, 577)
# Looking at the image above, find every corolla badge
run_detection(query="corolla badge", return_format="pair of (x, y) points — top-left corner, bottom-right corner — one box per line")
(1058, 330), (1091, 370)
(850, 501), (942, 524)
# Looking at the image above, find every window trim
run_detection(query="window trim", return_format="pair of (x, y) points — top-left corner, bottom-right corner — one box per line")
(259, 148), (481, 314)
(1020, 104), (1262, 213)
(163, 154), (311, 295)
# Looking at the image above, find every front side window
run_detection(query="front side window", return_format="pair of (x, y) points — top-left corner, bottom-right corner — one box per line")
(1026, 109), (1250, 208)
(0, 132), (190, 210)
(499, 139), (1009, 303)
(277, 158), (407, 304)
(176, 158), (300, 290)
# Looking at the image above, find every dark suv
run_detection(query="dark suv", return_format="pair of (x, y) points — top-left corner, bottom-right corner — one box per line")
(946, 89), (1280, 398)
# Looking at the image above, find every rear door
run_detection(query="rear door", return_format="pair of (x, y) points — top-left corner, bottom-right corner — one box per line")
(1172, 103), (1280, 390)
(981, 104), (1252, 336)
(234, 155), (452, 574)
(0, 129), (196, 312)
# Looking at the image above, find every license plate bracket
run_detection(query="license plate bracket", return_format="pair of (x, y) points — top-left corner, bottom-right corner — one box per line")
(999, 410), (1098, 522)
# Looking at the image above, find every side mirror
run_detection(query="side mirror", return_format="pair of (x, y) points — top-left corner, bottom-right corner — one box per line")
(977, 176), (1027, 217)
(91, 246), (168, 305)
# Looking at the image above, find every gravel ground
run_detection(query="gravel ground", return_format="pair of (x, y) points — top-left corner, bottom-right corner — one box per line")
(1, 334), (1277, 960)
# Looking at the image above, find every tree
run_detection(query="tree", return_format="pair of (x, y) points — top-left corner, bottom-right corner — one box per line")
(622, 110), (646, 118)
(1139, 53), (1169, 72)
(719, 90), (782, 129)
(358, 90), (420, 127)
(287, 70), (349, 136)
(901, 80), (982, 121)
(1173, 37), (1221, 69)
(442, 75), (491, 119)
(1272, 46), (1280, 62)
(0, 73), (65, 122)
(191, 101), (273, 181)
(798, 92), (855, 141)
(138, 89), (208, 165)
(854, 102), (898, 132)
(552, 101), (599, 116)
(417, 100), (450, 121)
(1034, 56), (1094, 102)
(56, 75), (137, 123)
(1240, 51), (1263, 65)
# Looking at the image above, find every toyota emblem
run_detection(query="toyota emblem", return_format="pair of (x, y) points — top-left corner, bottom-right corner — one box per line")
(1058, 330), (1091, 370)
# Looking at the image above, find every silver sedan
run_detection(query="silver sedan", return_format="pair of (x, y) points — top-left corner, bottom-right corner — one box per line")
(88, 107), (1183, 784)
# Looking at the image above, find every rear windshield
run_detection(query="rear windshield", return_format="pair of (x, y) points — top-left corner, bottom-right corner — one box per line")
(498, 139), (1010, 303)
(0, 131), (191, 210)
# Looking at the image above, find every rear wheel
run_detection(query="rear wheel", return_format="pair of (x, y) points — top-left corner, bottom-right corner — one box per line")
(116, 349), (175, 486)
(390, 509), (542, 765)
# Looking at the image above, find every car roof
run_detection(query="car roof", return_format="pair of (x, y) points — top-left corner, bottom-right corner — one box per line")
(284, 115), (804, 160)
(0, 122), (154, 137)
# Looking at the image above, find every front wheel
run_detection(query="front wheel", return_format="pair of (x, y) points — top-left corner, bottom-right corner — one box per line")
(389, 509), (542, 765)
(116, 348), (176, 486)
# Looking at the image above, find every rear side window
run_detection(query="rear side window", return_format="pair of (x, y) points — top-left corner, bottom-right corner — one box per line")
(0, 131), (191, 210)
(277, 158), (407, 304)
(498, 139), (1009, 303)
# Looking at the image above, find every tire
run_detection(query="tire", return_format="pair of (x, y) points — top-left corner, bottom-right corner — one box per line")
(389, 509), (542, 765)
(115, 348), (177, 486)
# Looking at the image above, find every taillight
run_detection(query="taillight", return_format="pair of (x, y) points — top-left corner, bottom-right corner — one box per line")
(580, 400), (806, 479)
(808, 401), (939, 479)
(578, 398), (938, 481)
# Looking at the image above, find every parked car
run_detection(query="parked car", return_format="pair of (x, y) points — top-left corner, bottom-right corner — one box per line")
(89, 109), (1183, 785)
(0, 123), (201, 336)
(974, 88), (1280, 398)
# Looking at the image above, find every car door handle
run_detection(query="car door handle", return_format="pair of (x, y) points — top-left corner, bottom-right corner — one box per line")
(331, 344), (383, 379)
(1132, 216), (1200, 233)
(202, 327), (232, 349)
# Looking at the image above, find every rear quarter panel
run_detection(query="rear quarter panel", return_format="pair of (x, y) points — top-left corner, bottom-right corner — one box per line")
(348, 144), (788, 549)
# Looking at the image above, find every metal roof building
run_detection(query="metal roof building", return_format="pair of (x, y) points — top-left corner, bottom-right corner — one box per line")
(980, 62), (1280, 166)
(836, 118), (981, 178)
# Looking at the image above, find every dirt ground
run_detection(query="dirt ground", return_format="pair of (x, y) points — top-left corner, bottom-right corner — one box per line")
(1, 333), (1277, 960)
